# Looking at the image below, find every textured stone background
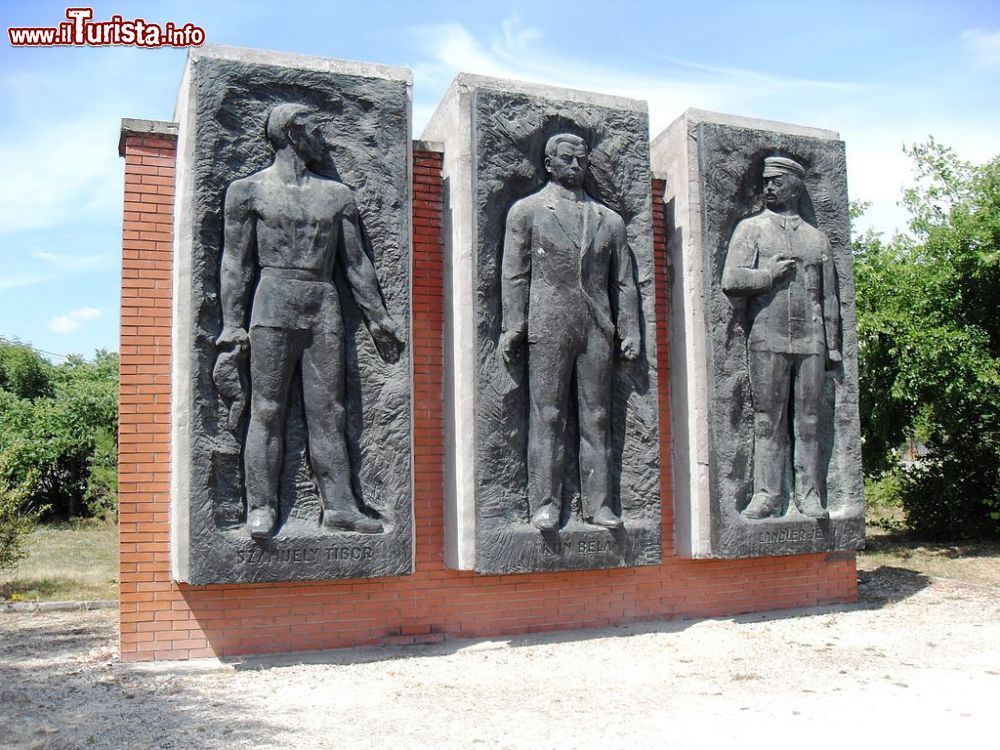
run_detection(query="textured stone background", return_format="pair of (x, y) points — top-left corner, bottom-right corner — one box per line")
(179, 55), (411, 583)
(697, 122), (865, 557)
(471, 88), (661, 573)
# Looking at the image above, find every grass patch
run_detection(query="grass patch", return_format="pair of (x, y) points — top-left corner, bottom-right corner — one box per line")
(0, 518), (117, 602)
(859, 507), (1000, 587)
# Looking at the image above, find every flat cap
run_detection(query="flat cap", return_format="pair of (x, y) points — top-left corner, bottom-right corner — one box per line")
(763, 156), (805, 178)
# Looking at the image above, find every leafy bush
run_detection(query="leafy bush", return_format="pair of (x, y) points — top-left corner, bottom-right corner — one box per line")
(0, 343), (118, 520)
(864, 470), (903, 511)
(84, 428), (119, 518)
(854, 140), (1000, 539)
(0, 454), (41, 573)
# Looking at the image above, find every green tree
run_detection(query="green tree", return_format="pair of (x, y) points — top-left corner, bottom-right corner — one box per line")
(854, 139), (1000, 539)
(0, 455), (40, 573)
(0, 339), (53, 400)
(0, 343), (119, 520)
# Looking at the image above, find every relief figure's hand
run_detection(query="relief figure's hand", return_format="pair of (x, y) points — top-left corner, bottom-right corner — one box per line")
(216, 326), (248, 352)
(767, 254), (796, 284)
(620, 335), (640, 361)
(499, 329), (525, 365)
(371, 317), (406, 364)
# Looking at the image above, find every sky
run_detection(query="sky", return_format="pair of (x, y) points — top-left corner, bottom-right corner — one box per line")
(1, 0), (998, 358)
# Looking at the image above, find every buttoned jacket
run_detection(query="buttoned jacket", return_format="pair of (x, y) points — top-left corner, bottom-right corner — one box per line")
(501, 182), (639, 345)
(722, 210), (841, 355)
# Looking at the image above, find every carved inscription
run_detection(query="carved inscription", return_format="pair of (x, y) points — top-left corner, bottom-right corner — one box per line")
(755, 528), (825, 545)
(237, 546), (375, 564)
(538, 539), (617, 556)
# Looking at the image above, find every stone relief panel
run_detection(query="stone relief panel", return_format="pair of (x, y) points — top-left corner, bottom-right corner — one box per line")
(171, 46), (412, 584)
(700, 122), (864, 556)
(465, 83), (662, 573)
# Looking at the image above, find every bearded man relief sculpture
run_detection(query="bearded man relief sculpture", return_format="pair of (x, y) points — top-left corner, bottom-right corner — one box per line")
(215, 103), (405, 540)
(722, 155), (841, 522)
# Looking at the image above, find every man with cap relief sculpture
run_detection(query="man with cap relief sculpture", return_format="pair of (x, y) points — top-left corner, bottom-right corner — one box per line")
(722, 156), (841, 520)
(215, 103), (405, 540)
(500, 133), (641, 531)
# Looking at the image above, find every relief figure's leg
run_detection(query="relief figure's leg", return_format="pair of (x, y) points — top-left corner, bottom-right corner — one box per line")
(793, 354), (829, 518)
(577, 330), (620, 527)
(744, 349), (792, 519)
(244, 326), (303, 538)
(303, 327), (382, 534)
(527, 337), (574, 530)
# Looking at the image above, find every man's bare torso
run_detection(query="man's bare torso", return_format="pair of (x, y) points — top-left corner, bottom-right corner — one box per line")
(231, 166), (356, 275)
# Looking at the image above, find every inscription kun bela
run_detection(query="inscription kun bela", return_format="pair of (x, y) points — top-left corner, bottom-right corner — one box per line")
(236, 546), (376, 564)
(541, 539), (616, 555)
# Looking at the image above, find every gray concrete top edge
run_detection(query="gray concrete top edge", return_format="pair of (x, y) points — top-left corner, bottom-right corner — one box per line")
(447, 72), (647, 113)
(653, 107), (840, 148)
(187, 43), (414, 85)
(118, 118), (179, 157)
(412, 140), (445, 153)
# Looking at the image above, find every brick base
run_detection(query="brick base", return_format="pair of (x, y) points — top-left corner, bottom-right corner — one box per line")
(118, 128), (855, 662)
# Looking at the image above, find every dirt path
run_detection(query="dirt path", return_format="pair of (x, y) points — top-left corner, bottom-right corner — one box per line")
(2, 569), (998, 749)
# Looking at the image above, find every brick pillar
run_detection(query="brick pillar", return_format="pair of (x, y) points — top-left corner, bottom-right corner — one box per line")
(411, 147), (446, 569)
(117, 120), (181, 659)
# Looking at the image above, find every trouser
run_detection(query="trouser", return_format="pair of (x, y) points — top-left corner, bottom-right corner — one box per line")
(244, 325), (357, 517)
(748, 349), (825, 509)
(526, 330), (614, 520)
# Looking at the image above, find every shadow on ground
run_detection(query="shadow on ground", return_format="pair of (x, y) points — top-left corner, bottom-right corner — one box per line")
(230, 594), (879, 673)
(865, 531), (1000, 561)
(857, 566), (931, 606)
(0, 610), (284, 750)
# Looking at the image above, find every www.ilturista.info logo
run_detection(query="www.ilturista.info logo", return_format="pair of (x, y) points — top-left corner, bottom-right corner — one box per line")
(8, 7), (205, 48)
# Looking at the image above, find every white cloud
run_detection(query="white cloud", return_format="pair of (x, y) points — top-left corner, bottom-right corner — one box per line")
(0, 272), (59, 290)
(0, 115), (123, 236)
(0, 122), (124, 239)
(962, 28), (1000, 68)
(409, 17), (1000, 237)
(410, 17), (865, 136)
(48, 307), (103, 334)
(31, 250), (113, 271)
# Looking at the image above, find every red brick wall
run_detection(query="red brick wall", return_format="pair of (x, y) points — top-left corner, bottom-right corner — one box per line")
(117, 130), (856, 662)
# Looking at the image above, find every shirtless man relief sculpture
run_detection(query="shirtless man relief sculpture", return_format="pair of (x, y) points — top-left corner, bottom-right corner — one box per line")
(215, 103), (405, 539)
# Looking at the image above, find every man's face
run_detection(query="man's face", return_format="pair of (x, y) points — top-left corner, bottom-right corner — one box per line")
(763, 173), (802, 211)
(290, 114), (326, 164)
(546, 142), (588, 188)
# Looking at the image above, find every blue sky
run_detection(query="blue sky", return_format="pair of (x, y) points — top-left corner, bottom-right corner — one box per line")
(2, 0), (998, 358)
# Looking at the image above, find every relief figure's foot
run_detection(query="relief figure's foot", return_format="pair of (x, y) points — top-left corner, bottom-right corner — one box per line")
(742, 493), (784, 520)
(325, 508), (383, 534)
(795, 494), (830, 519)
(531, 504), (560, 531)
(590, 506), (624, 529)
(247, 507), (276, 539)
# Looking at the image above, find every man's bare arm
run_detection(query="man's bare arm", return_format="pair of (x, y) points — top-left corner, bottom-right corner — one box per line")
(218, 180), (256, 348)
(340, 199), (404, 363)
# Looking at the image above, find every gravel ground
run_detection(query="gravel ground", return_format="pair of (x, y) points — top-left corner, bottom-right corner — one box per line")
(2, 567), (998, 750)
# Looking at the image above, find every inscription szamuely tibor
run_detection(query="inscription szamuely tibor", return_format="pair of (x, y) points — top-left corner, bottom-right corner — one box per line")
(236, 546), (376, 564)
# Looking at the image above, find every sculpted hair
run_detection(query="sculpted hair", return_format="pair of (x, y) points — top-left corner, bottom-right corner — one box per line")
(265, 103), (312, 148)
(544, 133), (587, 161)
